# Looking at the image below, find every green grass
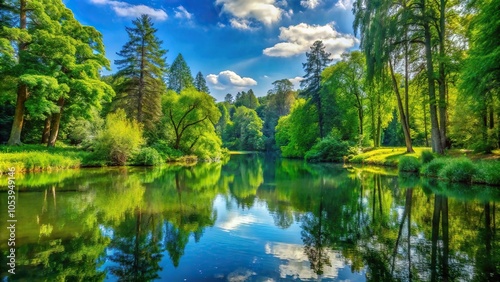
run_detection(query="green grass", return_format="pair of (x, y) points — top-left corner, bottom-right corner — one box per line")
(350, 147), (430, 166)
(0, 144), (92, 174)
(350, 147), (500, 186)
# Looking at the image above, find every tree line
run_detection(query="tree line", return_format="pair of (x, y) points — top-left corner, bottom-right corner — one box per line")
(1, 0), (499, 163)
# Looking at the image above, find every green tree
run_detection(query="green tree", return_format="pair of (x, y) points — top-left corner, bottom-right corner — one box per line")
(231, 106), (264, 151)
(162, 89), (222, 158)
(168, 53), (194, 93)
(353, 0), (415, 153)
(460, 0), (500, 151)
(262, 79), (296, 150)
(3, 0), (75, 145)
(43, 10), (114, 147)
(113, 14), (167, 134)
(275, 98), (319, 158)
(301, 40), (332, 138)
(234, 89), (259, 109)
(224, 93), (234, 104)
(194, 71), (210, 94)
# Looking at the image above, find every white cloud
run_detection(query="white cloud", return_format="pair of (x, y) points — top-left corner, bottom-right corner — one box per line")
(207, 70), (258, 90)
(230, 18), (257, 31)
(335, 0), (354, 10)
(216, 0), (283, 26)
(89, 0), (167, 21)
(301, 0), (321, 9)
(174, 6), (193, 20)
(263, 22), (358, 59)
(288, 76), (304, 89)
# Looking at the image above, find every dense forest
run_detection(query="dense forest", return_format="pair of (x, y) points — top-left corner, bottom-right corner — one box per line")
(0, 0), (499, 164)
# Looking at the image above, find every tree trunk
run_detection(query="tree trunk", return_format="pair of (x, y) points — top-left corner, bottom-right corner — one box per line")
(7, 85), (28, 145)
(47, 97), (64, 147)
(389, 60), (414, 153)
(423, 13), (444, 154)
(438, 0), (448, 151)
(41, 117), (51, 144)
(7, 0), (27, 146)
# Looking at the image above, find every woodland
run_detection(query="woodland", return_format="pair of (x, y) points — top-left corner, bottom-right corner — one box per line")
(0, 0), (499, 166)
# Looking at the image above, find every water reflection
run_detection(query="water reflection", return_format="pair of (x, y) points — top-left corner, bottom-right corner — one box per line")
(0, 154), (499, 281)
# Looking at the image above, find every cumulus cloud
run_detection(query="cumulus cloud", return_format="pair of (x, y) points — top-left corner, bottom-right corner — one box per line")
(288, 76), (304, 89)
(207, 70), (257, 90)
(216, 0), (284, 26)
(89, 0), (167, 21)
(263, 22), (358, 59)
(301, 0), (321, 9)
(335, 0), (354, 10)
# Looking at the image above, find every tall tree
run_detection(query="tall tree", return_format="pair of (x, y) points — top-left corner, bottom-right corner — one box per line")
(194, 71), (210, 94)
(114, 14), (167, 133)
(301, 40), (332, 138)
(43, 6), (114, 147)
(3, 0), (67, 145)
(353, 0), (415, 152)
(461, 0), (500, 151)
(168, 53), (194, 93)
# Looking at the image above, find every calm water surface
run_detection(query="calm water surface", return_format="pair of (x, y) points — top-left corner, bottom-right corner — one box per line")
(1, 154), (499, 281)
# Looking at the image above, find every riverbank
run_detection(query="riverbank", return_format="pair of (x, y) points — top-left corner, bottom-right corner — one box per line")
(0, 144), (227, 174)
(348, 147), (500, 186)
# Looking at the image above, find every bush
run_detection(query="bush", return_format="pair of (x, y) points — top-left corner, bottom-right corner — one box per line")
(398, 156), (421, 172)
(420, 150), (435, 164)
(439, 157), (477, 183)
(93, 109), (145, 165)
(420, 158), (449, 177)
(132, 147), (163, 166)
(305, 136), (351, 163)
(474, 161), (500, 186)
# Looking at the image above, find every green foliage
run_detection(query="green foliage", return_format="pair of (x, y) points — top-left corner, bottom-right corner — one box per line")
(420, 158), (449, 178)
(439, 158), (477, 183)
(132, 147), (163, 166)
(398, 156), (421, 173)
(276, 99), (319, 158)
(473, 160), (500, 186)
(168, 53), (194, 93)
(93, 109), (145, 165)
(113, 14), (166, 134)
(234, 89), (259, 109)
(162, 88), (223, 160)
(420, 150), (435, 164)
(194, 71), (210, 94)
(226, 106), (264, 151)
(150, 140), (182, 161)
(304, 135), (351, 163)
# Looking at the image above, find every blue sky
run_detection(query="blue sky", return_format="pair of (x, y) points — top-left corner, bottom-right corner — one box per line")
(64, 0), (358, 101)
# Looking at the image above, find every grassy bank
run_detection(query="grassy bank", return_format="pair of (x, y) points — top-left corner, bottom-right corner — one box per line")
(349, 147), (500, 186)
(0, 145), (93, 174)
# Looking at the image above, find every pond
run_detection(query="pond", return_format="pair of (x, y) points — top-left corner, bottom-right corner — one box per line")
(1, 153), (499, 281)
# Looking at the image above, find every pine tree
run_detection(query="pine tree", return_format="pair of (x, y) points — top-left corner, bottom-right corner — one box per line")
(301, 40), (332, 138)
(168, 53), (194, 93)
(114, 14), (167, 133)
(194, 71), (210, 94)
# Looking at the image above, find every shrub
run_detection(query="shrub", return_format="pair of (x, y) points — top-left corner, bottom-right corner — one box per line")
(93, 109), (145, 165)
(473, 161), (500, 186)
(420, 150), (435, 164)
(132, 147), (163, 166)
(305, 136), (351, 163)
(398, 156), (421, 173)
(421, 158), (449, 177)
(439, 157), (477, 183)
